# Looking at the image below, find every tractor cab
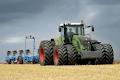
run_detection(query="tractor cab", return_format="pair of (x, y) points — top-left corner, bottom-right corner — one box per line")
(59, 23), (85, 36)
(59, 22), (94, 44)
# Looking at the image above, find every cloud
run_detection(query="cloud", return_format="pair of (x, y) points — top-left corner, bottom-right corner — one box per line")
(4, 37), (24, 44)
(87, 0), (120, 5)
(0, 0), (57, 24)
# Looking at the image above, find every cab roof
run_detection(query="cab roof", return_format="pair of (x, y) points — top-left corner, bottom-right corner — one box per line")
(59, 23), (84, 27)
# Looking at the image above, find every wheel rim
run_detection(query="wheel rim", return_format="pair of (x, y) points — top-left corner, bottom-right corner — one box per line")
(54, 49), (59, 65)
(40, 48), (45, 63)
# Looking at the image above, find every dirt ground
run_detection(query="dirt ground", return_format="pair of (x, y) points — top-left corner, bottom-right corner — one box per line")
(0, 64), (120, 80)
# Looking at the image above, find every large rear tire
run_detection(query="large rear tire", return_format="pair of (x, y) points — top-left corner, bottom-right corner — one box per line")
(53, 45), (68, 65)
(66, 44), (77, 65)
(39, 40), (54, 65)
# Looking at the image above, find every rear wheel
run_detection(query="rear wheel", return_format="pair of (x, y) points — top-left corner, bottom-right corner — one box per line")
(93, 44), (104, 64)
(53, 45), (68, 65)
(66, 44), (77, 65)
(39, 40), (54, 65)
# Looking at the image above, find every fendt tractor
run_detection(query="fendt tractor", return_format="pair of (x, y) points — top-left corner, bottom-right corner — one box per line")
(39, 21), (114, 65)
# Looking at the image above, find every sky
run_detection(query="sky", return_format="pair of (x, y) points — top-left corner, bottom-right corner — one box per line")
(0, 0), (120, 61)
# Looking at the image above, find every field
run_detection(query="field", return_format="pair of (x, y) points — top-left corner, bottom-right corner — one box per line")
(0, 64), (120, 80)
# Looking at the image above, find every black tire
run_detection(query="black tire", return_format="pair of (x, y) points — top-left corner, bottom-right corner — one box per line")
(66, 44), (77, 65)
(54, 45), (68, 65)
(17, 56), (23, 64)
(93, 44), (105, 64)
(39, 40), (54, 65)
(93, 44), (114, 64)
(102, 44), (114, 64)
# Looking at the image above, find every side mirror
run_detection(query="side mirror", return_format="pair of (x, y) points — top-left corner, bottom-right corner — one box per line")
(92, 26), (94, 32)
(59, 27), (61, 32)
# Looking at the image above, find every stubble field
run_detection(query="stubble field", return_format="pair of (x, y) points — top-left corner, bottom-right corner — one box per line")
(0, 64), (120, 80)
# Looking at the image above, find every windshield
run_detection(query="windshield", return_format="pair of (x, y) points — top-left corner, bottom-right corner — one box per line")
(66, 26), (85, 36)
(67, 27), (76, 33)
(60, 25), (85, 37)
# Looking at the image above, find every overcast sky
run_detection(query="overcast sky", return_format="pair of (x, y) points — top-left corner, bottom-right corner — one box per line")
(0, 0), (120, 61)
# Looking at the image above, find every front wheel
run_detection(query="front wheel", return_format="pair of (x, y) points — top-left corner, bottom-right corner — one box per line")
(93, 44), (114, 64)
(39, 40), (54, 65)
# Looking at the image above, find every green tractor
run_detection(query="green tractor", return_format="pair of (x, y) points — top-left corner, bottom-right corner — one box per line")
(39, 21), (114, 65)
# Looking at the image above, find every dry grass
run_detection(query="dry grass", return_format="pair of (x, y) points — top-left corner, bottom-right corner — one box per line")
(0, 64), (120, 80)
